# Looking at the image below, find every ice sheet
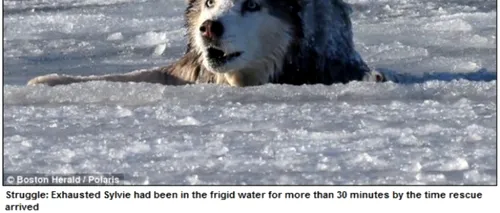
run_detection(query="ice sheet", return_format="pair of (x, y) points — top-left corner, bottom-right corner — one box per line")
(2, 0), (497, 185)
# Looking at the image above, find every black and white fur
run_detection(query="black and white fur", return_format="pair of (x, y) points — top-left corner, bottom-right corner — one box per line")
(27, 0), (387, 87)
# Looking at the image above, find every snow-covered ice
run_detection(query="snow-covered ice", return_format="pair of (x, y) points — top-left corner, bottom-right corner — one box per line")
(2, 0), (497, 185)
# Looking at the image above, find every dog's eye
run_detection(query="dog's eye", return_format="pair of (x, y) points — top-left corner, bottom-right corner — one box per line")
(243, 0), (260, 12)
(205, 0), (215, 8)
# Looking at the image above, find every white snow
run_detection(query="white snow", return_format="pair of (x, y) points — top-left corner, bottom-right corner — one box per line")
(2, 0), (497, 185)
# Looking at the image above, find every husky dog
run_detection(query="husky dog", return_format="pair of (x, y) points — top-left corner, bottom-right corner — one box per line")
(27, 0), (387, 87)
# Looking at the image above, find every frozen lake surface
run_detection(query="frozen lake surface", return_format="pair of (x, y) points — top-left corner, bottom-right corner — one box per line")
(3, 0), (497, 185)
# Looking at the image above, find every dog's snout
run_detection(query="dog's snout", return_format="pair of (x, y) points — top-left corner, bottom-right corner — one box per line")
(199, 20), (224, 40)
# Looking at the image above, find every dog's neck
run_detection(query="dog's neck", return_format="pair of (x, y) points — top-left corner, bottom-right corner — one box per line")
(218, 50), (289, 87)
(222, 65), (276, 87)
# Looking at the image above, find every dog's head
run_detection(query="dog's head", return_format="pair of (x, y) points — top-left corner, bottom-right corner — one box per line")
(185, 0), (301, 74)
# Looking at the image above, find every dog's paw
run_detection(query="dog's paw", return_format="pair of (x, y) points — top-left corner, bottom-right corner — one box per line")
(27, 74), (76, 86)
(363, 70), (386, 82)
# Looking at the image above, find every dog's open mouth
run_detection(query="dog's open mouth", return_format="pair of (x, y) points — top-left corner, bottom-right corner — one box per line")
(206, 47), (242, 66)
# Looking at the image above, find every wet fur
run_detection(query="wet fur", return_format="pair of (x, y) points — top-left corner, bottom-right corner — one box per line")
(27, 0), (383, 87)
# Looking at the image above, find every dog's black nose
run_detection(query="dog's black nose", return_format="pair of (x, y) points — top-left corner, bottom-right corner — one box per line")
(199, 20), (224, 40)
